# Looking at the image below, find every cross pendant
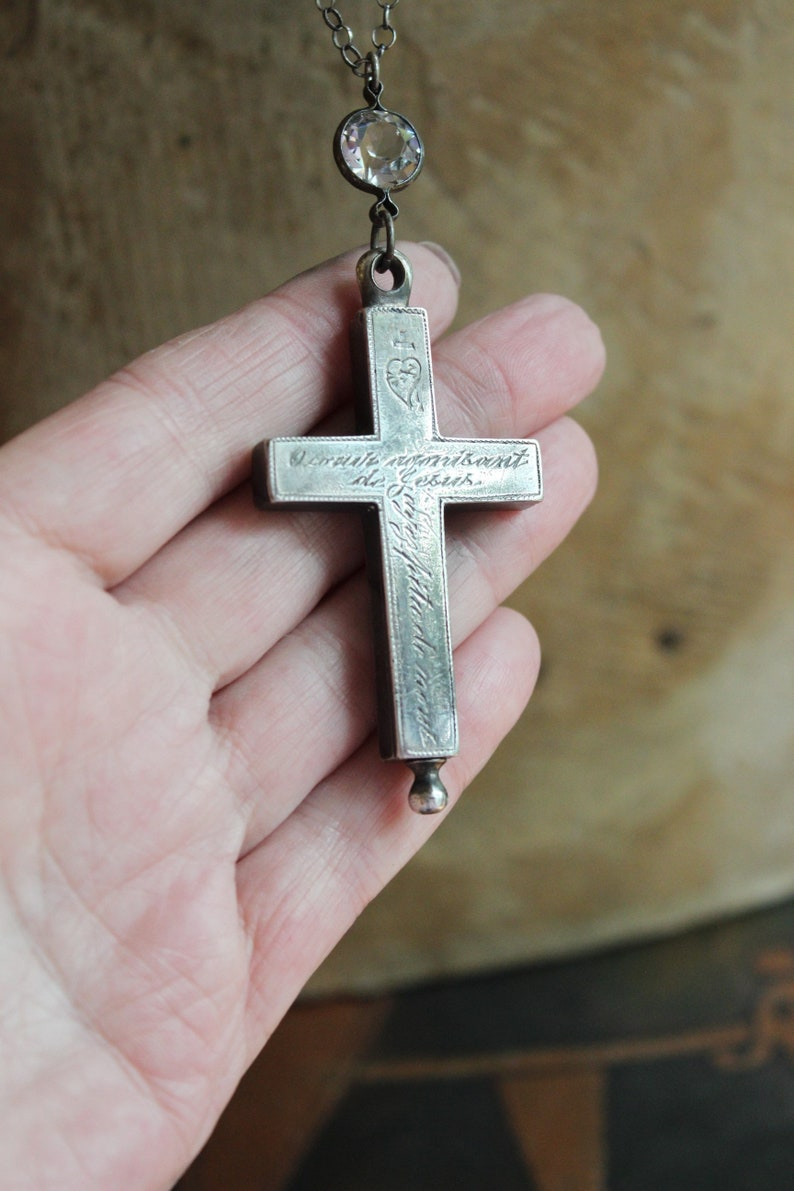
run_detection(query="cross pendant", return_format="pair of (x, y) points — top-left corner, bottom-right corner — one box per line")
(252, 251), (543, 813)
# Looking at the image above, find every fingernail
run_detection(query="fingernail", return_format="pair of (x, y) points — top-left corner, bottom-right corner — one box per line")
(420, 241), (462, 288)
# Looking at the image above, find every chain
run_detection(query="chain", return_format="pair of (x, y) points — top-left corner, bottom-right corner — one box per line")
(316, 0), (412, 269)
(315, 0), (399, 79)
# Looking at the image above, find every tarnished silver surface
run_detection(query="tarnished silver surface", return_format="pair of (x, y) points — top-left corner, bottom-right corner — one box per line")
(253, 251), (542, 810)
(316, 2), (401, 80)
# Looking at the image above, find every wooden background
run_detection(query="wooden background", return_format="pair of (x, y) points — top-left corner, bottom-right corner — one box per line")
(2, 0), (793, 993)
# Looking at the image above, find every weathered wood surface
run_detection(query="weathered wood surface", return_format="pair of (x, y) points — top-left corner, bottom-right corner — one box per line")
(2, 1), (793, 993)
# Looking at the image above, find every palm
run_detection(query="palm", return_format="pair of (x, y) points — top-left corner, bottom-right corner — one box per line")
(0, 246), (603, 1188)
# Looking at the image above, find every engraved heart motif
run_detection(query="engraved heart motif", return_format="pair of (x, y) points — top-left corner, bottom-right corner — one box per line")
(386, 356), (422, 409)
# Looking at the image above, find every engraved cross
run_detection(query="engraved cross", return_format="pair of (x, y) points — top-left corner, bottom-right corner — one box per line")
(253, 257), (542, 811)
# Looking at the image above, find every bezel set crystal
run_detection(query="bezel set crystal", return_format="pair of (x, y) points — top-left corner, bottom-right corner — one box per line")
(334, 104), (424, 197)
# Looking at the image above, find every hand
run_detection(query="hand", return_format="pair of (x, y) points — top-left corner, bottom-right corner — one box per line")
(0, 245), (603, 1189)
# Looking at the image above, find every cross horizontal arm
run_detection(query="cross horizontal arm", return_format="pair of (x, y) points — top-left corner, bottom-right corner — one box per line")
(407, 437), (543, 507)
(254, 436), (384, 507)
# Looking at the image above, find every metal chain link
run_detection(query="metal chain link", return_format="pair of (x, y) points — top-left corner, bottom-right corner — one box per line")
(315, 0), (399, 78)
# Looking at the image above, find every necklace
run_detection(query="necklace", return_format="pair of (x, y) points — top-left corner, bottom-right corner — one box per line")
(252, 2), (543, 813)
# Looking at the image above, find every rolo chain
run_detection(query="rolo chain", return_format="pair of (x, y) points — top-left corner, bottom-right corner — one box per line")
(315, 0), (400, 78)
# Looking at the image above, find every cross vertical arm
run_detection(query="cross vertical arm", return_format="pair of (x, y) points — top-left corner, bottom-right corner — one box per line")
(252, 249), (544, 814)
(368, 487), (457, 763)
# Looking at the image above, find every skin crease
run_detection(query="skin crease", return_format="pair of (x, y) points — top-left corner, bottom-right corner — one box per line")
(0, 244), (604, 1189)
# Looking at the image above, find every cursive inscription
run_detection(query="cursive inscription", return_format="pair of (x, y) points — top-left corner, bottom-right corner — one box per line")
(386, 488), (446, 749)
(288, 446), (530, 490)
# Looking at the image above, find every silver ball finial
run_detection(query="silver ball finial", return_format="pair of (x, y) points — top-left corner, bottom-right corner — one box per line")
(407, 760), (448, 815)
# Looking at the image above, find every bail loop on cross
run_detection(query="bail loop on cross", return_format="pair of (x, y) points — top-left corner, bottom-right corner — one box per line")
(356, 247), (413, 307)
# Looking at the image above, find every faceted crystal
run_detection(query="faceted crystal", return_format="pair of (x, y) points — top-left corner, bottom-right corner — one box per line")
(338, 108), (423, 192)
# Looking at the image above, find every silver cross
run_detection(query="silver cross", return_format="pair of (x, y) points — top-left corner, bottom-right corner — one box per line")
(253, 251), (543, 813)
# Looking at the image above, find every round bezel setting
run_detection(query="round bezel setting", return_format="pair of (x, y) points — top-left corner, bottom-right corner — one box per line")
(334, 106), (424, 196)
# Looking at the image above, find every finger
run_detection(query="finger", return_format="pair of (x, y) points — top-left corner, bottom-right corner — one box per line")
(0, 244), (460, 586)
(433, 290), (604, 439)
(116, 295), (604, 690)
(212, 416), (595, 852)
(235, 605), (539, 1042)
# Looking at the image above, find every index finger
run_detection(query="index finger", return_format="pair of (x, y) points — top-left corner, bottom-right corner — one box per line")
(0, 244), (460, 586)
